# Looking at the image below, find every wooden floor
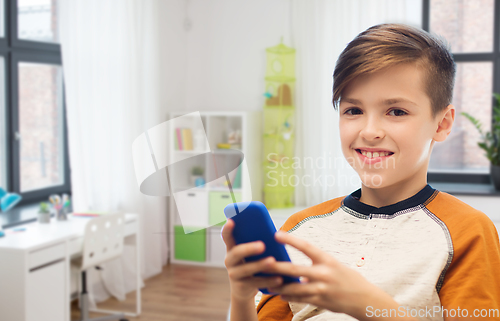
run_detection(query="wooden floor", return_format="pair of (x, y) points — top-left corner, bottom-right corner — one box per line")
(71, 264), (231, 321)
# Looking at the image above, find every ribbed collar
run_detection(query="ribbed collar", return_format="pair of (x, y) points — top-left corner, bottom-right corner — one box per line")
(343, 184), (436, 216)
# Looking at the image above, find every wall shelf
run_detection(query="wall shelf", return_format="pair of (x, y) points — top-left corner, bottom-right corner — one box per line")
(167, 111), (261, 267)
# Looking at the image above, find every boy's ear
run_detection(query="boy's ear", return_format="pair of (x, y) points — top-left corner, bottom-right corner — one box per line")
(433, 104), (455, 142)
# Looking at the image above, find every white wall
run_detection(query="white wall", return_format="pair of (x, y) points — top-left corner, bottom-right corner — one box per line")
(159, 0), (188, 112)
(184, 0), (291, 111)
(404, 0), (423, 28)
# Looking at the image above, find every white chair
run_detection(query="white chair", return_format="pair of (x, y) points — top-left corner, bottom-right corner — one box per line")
(73, 213), (128, 321)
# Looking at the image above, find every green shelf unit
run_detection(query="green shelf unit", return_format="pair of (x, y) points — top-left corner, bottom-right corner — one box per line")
(209, 191), (242, 226)
(263, 133), (294, 163)
(264, 81), (295, 107)
(174, 226), (206, 262)
(263, 42), (296, 208)
(262, 105), (294, 136)
(263, 185), (295, 208)
(263, 160), (295, 188)
(265, 43), (296, 83)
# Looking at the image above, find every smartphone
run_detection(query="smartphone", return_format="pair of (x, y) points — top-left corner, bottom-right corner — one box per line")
(224, 201), (300, 294)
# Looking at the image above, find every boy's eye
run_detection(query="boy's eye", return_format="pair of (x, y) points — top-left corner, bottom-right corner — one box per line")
(388, 109), (407, 116)
(344, 107), (363, 115)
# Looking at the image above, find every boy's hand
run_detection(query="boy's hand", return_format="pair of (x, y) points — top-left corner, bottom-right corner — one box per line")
(221, 219), (283, 302)
(266, 231), (398, 320)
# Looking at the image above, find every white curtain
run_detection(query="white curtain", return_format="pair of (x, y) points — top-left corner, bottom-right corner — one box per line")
(291, 0), (422, 206)
(59, 0), (168, 303)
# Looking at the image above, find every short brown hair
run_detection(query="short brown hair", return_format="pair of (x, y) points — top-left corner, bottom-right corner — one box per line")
(332, 23), (455, 117)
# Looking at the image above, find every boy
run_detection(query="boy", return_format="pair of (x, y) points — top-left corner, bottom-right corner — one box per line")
(222, 24), (500, 321)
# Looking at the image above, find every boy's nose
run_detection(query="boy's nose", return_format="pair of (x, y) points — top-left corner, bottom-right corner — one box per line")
(359, 118), (385, 141)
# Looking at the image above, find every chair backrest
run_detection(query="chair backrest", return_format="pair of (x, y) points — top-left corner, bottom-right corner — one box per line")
(81, 213), (125, 271)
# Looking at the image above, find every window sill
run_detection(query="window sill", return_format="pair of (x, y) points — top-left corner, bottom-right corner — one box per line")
(0, 203), (46, 229)
(430, 182), (500, 197)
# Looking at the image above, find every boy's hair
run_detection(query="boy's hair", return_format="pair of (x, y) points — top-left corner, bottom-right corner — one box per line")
(333, 23), (456, 118)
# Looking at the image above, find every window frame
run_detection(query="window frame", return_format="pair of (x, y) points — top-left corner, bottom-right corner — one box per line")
(0, 1), (6, 47)
(423, 0), (500, 185)
(2, 0), (70, 205)
(10, 0), (60, 52)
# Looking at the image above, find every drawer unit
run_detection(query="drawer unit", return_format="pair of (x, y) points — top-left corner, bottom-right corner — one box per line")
(173, 189), (209, 227)
(27, 260), (66, 321)
(208, 227), (226, 265)
(209, 191), (241, 226)
(174, 225), (206, 262)
(28, 243), (65, 270)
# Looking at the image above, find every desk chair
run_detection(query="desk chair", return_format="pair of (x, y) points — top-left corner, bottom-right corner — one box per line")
(73, 213), (128, 321)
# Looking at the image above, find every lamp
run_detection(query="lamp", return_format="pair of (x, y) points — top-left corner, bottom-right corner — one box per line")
(0, 187), (22, 212)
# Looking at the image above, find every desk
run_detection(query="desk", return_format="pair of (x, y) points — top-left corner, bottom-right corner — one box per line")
(0, 213), (141, 321)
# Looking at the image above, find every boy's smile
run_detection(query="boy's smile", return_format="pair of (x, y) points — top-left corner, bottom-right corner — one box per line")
(354, 147), (394, 165)
(338, 63), (454, 206)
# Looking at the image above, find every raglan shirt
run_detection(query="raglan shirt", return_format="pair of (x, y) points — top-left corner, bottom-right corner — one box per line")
(256, 185), (500, 321)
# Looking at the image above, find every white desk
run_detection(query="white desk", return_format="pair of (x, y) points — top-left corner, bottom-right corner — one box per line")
(0, 213), (141, 321)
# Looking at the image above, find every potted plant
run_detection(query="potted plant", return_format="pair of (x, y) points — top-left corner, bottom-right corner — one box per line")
(461, 93), (500, 190)
(38, 202), (51, 223)
(190, 166), (204, 186)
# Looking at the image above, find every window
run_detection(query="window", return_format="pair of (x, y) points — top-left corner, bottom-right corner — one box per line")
(1, 0), (70, 205)
(0, 56), (5, 188)
(423, 0), (498, 185)
(18, 0), (58, 43)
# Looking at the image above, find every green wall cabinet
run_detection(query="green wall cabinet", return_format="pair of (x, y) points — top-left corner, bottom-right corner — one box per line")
(209, 191), (242, 226)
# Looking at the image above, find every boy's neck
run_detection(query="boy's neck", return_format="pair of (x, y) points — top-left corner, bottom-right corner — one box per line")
(358, 180), (428, 208)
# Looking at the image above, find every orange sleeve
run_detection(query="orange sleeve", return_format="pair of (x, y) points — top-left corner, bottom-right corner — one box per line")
(427, 192), (500, 320)
(255, 197), (344, 320)
(256, 294), (293, 321)
(280, 197), (343, 232)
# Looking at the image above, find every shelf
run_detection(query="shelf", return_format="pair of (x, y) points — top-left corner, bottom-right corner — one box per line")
(263, 133), (294, 139)
(208, 187), (242, 192)
(168, 111), (261, 267)
(262, 104), (295, 109)
(262, 159), (294, 165)
(172, 186), (207, 193)
(173, 150), (209, 154)
(431, 182), (500, 196)
(212, 149), (243, 154)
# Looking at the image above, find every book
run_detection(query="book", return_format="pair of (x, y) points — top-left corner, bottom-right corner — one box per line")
(183, 128), (193, 150)
(174, 129), (179, 150)
(224, 158), (242, 189)
(232, 164), (242, 188)
(176, 128), (183, 150)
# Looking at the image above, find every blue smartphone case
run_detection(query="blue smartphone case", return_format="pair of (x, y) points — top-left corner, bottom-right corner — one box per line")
(224, 201), (300, 294)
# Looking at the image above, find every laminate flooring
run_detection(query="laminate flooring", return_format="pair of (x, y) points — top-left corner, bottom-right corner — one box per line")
(71, 264), (231, 321)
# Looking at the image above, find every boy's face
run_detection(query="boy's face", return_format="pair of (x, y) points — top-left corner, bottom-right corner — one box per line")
(339, 63), (447, 189)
